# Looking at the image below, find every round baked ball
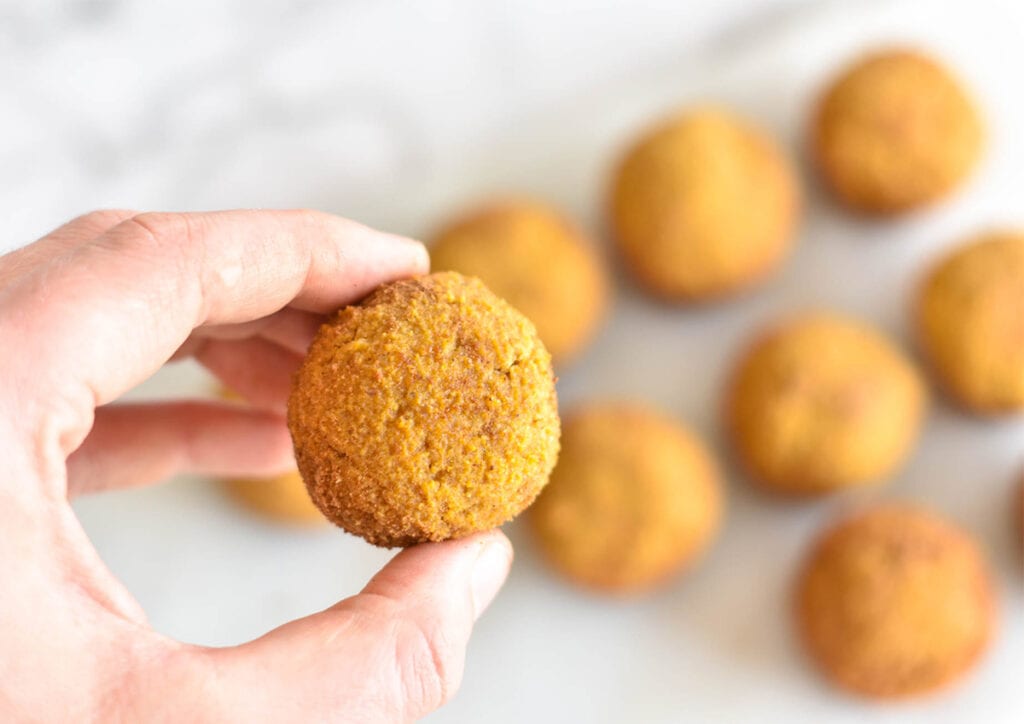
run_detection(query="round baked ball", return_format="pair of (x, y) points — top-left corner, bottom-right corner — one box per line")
(529, 404), (722, 593)
(726, 314), (926, 495)
(609, 107), (800, 301)
(223, 472), (325, 526)
(430, 200), (609, 366)
(797, 505), (996, 699)
(813, 49), (983, 215)
(288, 272), (560, 548)
(917, 232), (1024, 414)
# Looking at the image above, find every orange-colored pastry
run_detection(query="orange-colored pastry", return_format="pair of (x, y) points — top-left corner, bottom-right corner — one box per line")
(529, 403), (722, 593)
(796, 504), (996, 698)
(430, 199), (609, 366)
(288, 272), (560, 548)
(726, 313), (926, 495)
(609, 107), (800, 301)
(223, 471), (325, 526)
(917, 232), (1024, 414)
(217, 387), (325, 525)
(813, 49), (983, 214)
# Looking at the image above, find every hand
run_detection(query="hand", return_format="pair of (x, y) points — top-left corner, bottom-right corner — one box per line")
(0, 210), (514, 723)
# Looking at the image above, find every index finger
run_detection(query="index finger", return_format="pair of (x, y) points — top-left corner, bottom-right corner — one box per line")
(2, 209), (428, 452)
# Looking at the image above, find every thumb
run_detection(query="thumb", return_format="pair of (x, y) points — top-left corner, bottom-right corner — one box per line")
(182, 530), (513, 723)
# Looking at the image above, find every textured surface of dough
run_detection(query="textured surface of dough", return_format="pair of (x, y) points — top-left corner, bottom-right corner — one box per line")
(288, 272), (560, 547)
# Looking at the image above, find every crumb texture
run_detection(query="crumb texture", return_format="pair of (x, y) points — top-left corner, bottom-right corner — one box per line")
(431, 199), (608, 366)
(288, 272), (560, 548)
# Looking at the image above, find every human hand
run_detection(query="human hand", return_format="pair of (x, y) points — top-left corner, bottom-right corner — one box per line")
(0, 210), (514, 723)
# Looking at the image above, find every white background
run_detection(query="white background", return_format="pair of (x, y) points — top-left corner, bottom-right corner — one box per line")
(2, 1), (1022, 722)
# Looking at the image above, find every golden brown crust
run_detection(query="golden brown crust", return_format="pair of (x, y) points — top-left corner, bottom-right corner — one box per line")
(287, 272), (560, 548)
(725, 313), (926, 495)
(529, 403), (723, 594)
(222, 472), (326, 526)
(430, 199), (609, 366)
(916, 232), (1024, 415)
(608, 107), (800, 301)
(812, 49), (983, 215)
(796, 504), (996, 699)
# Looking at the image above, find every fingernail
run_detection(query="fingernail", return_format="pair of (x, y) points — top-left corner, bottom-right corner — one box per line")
(470, 540), (512, 621)
(383, 232), (430, 272)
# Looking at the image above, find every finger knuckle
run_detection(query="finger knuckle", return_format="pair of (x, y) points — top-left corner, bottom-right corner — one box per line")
(121, 212), (194, 249)
(77, 208), (135, 228)
(395, 614), (461, 715)
(105, 641), (212, 723)
(284, 207), (328, 226)
(95, 213), (195, 265)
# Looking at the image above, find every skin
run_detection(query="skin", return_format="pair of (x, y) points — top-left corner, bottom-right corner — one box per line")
(219, 388), (325, 525)
(0, 209), (513, 722)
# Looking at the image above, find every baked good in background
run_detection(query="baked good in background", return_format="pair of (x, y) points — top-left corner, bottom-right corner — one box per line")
(725, 313), (926, 495)
(217, 387), (325, 525)
(812, 48), (983, 215)
(529, 403), (722, 593)
(430, 199), (609, 366)
(288, 272), (560, 548)
(796, 504), (996, 699)
(609, 107), (800, 302)
(916, 232), (1024, 414)
(222, 471), (325, 526)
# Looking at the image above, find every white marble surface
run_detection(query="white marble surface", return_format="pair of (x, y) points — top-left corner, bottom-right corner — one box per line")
(3, 1), (1023, 722)
(0, 0), (795, 252)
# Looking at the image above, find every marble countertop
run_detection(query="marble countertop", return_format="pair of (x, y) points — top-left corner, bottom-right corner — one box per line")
(1, 0), (796, 252)
(3, 1), (1022, 722)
